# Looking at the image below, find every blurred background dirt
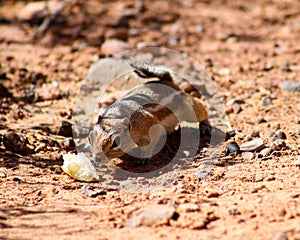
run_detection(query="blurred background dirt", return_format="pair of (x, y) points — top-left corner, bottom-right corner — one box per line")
(0, 0), (300, 239)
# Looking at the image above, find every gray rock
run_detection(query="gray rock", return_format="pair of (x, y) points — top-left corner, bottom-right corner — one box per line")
(240, 138), (265, 152)
(279, 80), (300, 92)
(195, 169), (213, 183)
(270, 130), (287, 141)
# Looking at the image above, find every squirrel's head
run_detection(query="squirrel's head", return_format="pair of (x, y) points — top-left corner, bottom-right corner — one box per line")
(88, 117), (135, 159)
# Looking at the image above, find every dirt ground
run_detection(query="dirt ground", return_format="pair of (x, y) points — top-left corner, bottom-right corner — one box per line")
(1, 0), (300, 239)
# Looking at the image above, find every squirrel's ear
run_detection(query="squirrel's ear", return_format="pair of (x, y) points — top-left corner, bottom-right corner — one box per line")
(96, 115), (103, 124)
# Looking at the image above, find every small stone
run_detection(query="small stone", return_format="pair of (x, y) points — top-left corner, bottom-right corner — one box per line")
(12, 177), (21, 183)
(195, 169), (213, 183)
(101, 39), (130, 56)
(58, 121), (73, 137)
(293, 157), (300, 167)
(261, 96), (273, 106)
(218, 68), (231, 76)
(242, 151), (254, 161)
(207, 191), (220, 198)
(80, 185), (107, 198)
(0, 71), (9, 80)
(0, 83), (13, 98)
(228, 207), (241, 216)
(126, 205), (179, 227)
(251, 130), (260, 138)
(271, 140), (286, 150)
(105, 28), (129, 41)
(264, 175), (275, 181)
(177, 203), (200, 213)
(224, 142), (241, 156)
(232, 103), (242, 114)
(250, 184), (266, 193)
(3, 131), (28, 153)
(0, 172), (6, 178)
(240, 138), (265, 152)
(24, 90), (39, 103)
(34, 142), (47, 152)
(226, 98), (245, 106)
(279, 80), (300, 92)
(259, 148), (273, 157)
(270, 130), (287, 141)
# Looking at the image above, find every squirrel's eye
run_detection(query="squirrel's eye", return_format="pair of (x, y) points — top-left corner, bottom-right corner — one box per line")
(112, 136), (121, 149)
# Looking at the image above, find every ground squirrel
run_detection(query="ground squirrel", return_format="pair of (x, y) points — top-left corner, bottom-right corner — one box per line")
(88, 62), (209, 160)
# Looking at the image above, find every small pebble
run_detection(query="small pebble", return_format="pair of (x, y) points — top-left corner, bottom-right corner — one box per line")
(81, 185), (107, 198)
(195, 170), (213, 183)
(270, 130), (287, 141)
(0, 172), (6, 178)
(240, 138), (265, 152)
(177, 203), (200, 213)
(228, 207), (241, 216)
(207, 191), (220, 198)
(3, 131), (28, 153)
(58, 121), (73, 137)
(218, 68), (231, 76)
(261, 96), (273, 106)
(105, 28), (129, 41)
(271, 140), (286, 150)
(232, 104), (242, 114)
(293, 157), (300, 167)
(264, 175), (275, 181)
(0, 83), (13, 98)
(226, 98), (245, 106)
(259, 148), (273, 157)
(224, 142), (241, 156)
(250, 184), (266, 193)
(242, 151), (254, 161)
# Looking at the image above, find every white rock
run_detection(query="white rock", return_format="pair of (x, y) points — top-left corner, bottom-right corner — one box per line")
(218, 68), (231, 76)
(62, 153), (99, 182)
(240, 138), (265, 152)
(260, 148), (273, 157)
